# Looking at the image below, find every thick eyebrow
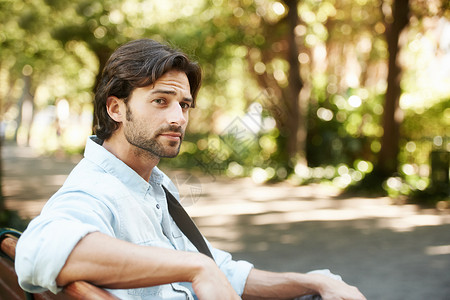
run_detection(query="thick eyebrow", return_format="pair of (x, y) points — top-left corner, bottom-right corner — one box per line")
(151, 89), (193, 103)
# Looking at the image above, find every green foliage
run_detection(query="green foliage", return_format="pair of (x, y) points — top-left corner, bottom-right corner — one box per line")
(402, 98), (450, 142)
(306, 86), (384, 167)
(161, 122), (287, 182)
(1, 0), (449, 204)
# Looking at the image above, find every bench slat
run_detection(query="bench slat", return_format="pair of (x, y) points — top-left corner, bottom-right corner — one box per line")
(0, 258), (24, 300)
(0, 234), (26, 300)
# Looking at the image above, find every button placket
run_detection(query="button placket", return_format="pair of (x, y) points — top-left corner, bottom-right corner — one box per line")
(145, 186), (162, 222)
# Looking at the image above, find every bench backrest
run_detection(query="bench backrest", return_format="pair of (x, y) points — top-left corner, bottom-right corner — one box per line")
(0, 229), (117, 300)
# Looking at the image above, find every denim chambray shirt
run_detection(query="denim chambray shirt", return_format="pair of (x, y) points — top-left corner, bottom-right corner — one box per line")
(15, 136), (253, 299)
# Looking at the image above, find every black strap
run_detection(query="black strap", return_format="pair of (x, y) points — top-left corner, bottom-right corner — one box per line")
(162, 186), (214, 260)
(0, 228), (22, 260)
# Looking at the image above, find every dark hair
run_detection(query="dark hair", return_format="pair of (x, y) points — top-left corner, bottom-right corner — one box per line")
(93, 39), (202, 140)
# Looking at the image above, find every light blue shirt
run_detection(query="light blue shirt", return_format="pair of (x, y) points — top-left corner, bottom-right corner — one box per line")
(15, 136), (253, 299)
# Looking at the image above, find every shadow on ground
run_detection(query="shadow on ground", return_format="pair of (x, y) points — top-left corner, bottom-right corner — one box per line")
(204, 216), (450, 300)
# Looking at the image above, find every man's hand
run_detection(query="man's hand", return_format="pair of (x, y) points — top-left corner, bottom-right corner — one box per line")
(243, 269), (366, 300)
(311, 273), (366, 300)
(191, 256), (240, 300)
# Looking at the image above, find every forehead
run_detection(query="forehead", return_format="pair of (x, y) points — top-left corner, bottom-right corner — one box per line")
(129, 70), (192, 101)
(151, 70), (191, 94)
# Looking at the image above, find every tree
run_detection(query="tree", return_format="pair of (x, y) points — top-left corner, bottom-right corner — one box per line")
(377, 0), (410, 178)
(374, 0), (448, 180)
(285, 0), (306, 164)
(238, 0), (308, 168)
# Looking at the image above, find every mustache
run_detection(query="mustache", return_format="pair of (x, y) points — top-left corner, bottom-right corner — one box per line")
(156, 125), (184, 136)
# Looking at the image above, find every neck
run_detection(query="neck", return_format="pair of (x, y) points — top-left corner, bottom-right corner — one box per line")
(102, 133), (160, 182)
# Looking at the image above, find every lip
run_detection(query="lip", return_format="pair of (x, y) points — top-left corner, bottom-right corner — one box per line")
(159, 132), (182, 140)
(160, 132), (182, 137)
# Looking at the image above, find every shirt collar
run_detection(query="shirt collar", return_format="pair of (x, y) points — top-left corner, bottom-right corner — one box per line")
(83, 136), (165, 192)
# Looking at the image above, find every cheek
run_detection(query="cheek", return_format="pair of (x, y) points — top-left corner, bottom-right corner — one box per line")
(184, 112), (189, 126)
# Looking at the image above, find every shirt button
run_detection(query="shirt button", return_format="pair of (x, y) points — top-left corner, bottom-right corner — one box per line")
(156, 204), (160, 209)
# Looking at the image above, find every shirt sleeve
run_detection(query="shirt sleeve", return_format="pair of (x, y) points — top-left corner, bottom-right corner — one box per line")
(209, 242), (254, 296)
(15, 190), (117, 294)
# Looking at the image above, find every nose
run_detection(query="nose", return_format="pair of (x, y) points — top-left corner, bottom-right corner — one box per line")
(167, 102), (187, 126)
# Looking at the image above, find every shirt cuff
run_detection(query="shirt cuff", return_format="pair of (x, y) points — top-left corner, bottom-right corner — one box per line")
(229, 260), (254, 296)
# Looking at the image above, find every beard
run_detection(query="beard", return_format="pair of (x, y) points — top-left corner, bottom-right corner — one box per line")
(124, 106), (184, 158)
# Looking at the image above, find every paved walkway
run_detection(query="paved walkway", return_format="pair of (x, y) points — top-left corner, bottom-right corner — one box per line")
(2, 144), (450, 299)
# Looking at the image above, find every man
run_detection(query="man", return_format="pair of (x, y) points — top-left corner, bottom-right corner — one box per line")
(15, 39), (366, 300)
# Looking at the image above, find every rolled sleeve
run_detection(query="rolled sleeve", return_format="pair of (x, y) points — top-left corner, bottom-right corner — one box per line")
(15, 191), (116, 294)
(16, 219), (99, 294)
(211, 246), (254, 296)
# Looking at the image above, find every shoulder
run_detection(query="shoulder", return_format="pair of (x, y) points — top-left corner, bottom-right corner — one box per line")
(45, 159), (127, 210)
(67, 158), (118, 186)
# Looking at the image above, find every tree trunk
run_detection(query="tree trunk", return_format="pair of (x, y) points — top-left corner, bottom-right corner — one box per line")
(377, 0), (410, 177)
(284, 0), (305, 165)
(0, 64), (9, 217)
(0, 120), (4, 215)
(13, 75), (33, 144)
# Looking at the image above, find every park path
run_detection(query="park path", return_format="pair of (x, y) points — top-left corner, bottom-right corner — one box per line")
(3, 143), (450, 300)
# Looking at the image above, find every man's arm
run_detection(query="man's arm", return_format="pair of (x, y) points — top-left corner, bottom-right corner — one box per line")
(56, 232), (239, 300)
(242, 269), (366, 300)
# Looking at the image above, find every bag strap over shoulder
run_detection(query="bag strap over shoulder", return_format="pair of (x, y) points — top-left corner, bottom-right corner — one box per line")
(162, 186), (214, 260)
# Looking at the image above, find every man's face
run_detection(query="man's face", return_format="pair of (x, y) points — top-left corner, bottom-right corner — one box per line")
(122, 70), (192, 158)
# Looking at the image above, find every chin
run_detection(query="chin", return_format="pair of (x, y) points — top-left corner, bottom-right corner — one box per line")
(159, 147), (181, 158)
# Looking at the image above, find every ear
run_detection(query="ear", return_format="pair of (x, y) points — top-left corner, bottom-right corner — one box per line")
(106, 96), (125, 123)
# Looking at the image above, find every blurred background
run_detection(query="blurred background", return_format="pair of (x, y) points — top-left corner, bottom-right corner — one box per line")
(1, 0), (450, 298)
(1, 0), (449, 208)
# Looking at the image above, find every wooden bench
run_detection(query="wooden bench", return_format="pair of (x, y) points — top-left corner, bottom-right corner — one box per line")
(0, 228), (118, 300)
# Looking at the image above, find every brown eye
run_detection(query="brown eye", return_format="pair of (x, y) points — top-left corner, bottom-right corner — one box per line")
(153, 98), (166, 105)
(180, 102), (191, 109)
